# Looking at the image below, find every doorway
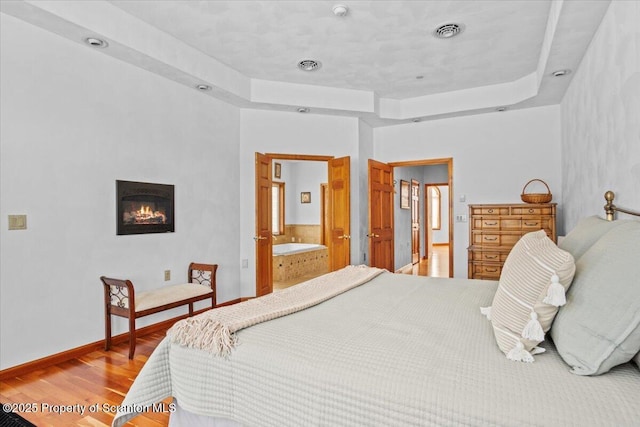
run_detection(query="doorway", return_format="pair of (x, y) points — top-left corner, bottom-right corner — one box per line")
(255, 153), (351, 296)
(368, 158), (454, 278)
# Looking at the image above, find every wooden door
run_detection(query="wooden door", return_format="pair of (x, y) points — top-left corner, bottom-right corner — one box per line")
(368, 159), (394, 271)
(424, 185), (434, 260)
(328, 156), (351, 270)
(411, 179), (420, 264)
(255, 152), (272, 297)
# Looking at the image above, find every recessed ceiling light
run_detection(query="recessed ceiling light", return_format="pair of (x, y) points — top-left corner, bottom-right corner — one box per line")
(196, 84), (211, 91)
(496, 106), (507, 112)
(416, 75), (424, 80)
(332, 4), (348, 17)
(297, 59), (322, 72)
(84, 37), (108, 48)
(552, 69), (571, 77)
(433, 23), (465, 39)
(297, 107), (310, 113)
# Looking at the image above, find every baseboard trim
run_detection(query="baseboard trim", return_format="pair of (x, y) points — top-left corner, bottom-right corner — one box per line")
(0, 298), (242, 380)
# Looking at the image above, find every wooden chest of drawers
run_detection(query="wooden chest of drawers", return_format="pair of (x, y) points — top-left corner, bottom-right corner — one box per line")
(467, 203), (556, 280)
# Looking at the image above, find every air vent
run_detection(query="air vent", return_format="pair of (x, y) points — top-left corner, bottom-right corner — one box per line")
(433, 23), (464, 39)
(84, 37), (108, 48)
(297, 59), (322, 72)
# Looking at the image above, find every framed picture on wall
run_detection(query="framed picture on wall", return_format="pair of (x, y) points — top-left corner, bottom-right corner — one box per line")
(400, 180), (410, 209)
(301, 192), (311, 204)
(274, 162), (281, 179)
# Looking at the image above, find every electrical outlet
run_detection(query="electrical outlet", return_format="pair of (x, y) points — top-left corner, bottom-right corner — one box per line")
(164, 270), (171, 281)
(455, 214), (468, 222)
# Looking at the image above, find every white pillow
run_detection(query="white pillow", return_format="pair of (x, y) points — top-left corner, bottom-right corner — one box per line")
(559, 215), (629, 261)
(551, 221), (640, 375)
(483, 230), (576, 362)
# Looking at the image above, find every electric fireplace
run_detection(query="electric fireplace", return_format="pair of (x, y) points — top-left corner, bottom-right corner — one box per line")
(117, 180), (174, 235)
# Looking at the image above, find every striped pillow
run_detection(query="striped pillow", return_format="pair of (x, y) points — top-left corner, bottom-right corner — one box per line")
(483, 230), (576, 362)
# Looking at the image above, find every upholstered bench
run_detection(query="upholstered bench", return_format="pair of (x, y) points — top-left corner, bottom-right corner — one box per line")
(100, 262), (217, 359)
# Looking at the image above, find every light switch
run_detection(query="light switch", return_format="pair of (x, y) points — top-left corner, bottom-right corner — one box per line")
(8, 214), (27, 230)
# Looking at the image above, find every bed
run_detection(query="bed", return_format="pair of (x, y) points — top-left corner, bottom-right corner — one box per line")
(113, 191), (640, 427)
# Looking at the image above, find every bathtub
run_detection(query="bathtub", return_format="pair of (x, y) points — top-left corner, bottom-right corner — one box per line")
(273, 243), (328, 282)
(273, 243), (325, 255)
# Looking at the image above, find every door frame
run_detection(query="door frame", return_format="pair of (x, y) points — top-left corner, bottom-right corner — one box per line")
(388, 158), (454, 278)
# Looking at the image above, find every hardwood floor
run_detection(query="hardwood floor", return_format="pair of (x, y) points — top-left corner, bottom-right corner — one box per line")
(409, 244), (450, 277)
(0, 332), (169, 427)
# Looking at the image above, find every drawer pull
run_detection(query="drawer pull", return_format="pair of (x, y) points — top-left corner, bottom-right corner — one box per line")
(484, 237), (498, 241)
(485, 255), (498, 259)
(484, 221), (498, 226)
(528, 208), (535, 213)
(485, 268), (498, 273)
(488, 209), (494, 213)
(524, 222), (539, 226)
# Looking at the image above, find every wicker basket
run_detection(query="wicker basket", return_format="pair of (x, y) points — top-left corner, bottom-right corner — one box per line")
(521, 179), (552, 203)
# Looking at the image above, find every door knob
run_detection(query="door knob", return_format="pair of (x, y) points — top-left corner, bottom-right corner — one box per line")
(339, 235), (351, 239)
(366, 233), (380, 238)
(253, 236), (267, 241)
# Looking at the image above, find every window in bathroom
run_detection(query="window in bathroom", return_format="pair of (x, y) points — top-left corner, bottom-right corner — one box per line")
(272, 182), (285, 235)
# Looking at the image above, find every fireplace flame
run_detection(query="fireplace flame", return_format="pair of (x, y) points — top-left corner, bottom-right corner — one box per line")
(126, 204), (166, 224)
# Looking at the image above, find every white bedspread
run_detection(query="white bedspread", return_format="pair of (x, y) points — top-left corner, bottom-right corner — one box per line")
(113, 272), (640, 426)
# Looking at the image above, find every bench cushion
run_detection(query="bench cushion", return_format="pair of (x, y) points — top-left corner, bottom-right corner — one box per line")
(135, 283), (213, 312)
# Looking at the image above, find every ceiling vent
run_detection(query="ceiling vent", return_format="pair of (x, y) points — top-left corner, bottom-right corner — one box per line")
(84, 37), (108, 48)
(297, 59), (322, 72)
(433, 23), (464, 39)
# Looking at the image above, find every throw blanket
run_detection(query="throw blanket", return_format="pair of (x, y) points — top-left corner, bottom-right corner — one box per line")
(167, 264), (385, 356)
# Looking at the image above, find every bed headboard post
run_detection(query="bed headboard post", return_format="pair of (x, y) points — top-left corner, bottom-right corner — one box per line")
(604, 190), (616, 221)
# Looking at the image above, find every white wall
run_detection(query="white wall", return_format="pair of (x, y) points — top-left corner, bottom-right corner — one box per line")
(284, 161), (326, 225)
(0, 15), (241, 369)
(358, 119), (374, 265)
(238, 109), (361, 297)
(561, 0), (640, 229)
(374, 105), (562, 278)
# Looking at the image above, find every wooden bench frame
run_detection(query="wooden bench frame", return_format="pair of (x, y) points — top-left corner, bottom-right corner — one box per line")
(100, 262), (217, 359)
